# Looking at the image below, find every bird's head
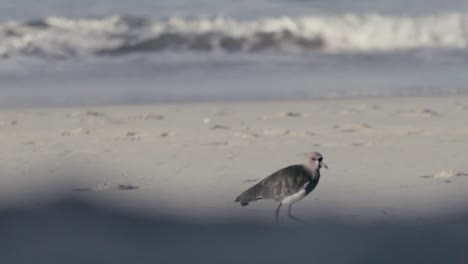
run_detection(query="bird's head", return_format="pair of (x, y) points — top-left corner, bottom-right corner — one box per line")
(303, 152), (328, 170)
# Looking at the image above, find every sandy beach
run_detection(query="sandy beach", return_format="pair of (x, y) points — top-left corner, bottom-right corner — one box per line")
(1, 95), (468, 221)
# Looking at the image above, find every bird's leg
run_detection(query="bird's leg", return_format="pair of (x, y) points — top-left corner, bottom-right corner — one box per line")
(275, 203), (282, 225)
(288, 204), (306, 224)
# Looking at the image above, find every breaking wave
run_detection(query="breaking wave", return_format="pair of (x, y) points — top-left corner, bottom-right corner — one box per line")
(2, 12), (468, 59)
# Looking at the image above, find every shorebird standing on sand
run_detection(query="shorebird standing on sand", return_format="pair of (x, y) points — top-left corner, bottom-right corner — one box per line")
(235, 152), (327, 224)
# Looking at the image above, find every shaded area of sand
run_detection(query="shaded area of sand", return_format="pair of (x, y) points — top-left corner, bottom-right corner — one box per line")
(1, 197), (467, 264)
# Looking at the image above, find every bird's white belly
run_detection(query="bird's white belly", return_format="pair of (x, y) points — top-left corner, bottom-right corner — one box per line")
(280, 189), (307, 205)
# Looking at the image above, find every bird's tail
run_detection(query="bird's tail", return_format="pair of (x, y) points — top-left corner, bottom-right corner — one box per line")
(234, 183), (263, 207)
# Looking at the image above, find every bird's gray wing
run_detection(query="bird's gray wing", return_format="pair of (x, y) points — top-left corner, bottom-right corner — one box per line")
(235, 165), (309, 204)
(257, 165), (310, 199)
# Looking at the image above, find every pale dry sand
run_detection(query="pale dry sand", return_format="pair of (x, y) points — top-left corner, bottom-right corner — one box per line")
(1, 96), (468, 224)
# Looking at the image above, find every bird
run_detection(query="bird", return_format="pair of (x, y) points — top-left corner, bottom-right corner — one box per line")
(234, 152), (327, 224)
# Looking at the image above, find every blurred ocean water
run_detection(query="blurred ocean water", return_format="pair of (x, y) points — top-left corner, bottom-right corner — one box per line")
(1, 0), (468, 106)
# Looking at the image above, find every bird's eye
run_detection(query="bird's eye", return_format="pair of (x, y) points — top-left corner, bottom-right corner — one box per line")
(311, 158), (316, 161)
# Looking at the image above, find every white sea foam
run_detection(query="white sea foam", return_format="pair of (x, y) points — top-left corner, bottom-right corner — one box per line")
(1, 12), (468, 59)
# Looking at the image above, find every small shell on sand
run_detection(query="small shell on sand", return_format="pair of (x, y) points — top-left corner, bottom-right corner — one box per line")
(143, 113), (164, 120)
(86, 110), (105, 117)
(262, 129), (291, 136)
(210, 124), (231, 130)
(333, 123), (371, 133)
(399, 108), (439, 117)
(0, 120), (17, 126)
(282, 112), (302, 117)
(128, 113), (164, 120)
(61, 128), (91, 136)
(434, 169), (457, 178)
(72, 184), (139, 192)
(126, 131), (137, 137)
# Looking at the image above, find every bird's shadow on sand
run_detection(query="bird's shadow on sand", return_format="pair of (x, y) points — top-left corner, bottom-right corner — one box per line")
(1, 197), (468, 264)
